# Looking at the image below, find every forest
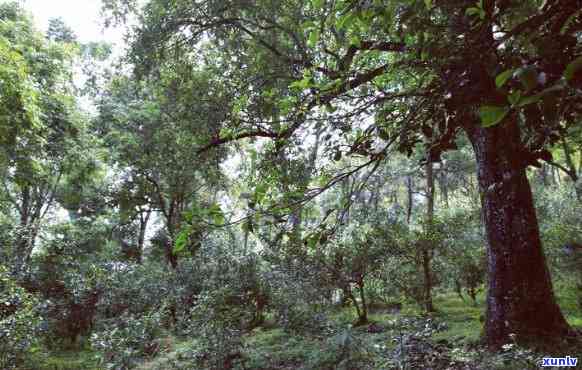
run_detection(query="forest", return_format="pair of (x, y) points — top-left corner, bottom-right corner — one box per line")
(1, 0), (582, 369)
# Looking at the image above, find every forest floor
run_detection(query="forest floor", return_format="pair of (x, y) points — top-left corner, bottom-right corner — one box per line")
(28, 288), (581, 370)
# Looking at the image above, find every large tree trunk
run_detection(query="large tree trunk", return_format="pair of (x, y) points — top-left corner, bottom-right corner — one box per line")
(463, 118), (571, 347)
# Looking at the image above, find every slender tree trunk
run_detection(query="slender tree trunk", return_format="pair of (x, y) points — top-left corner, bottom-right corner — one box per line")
(15, 186), (43, 270)
(455, 280), (465, 302)
(553, 165), (561, 185)
(136, 209), (151, 264)
(538, 163), (549, 186)
(286, 125), (322, 247)
(439, 168), (449, 208)
(406, 176), (413, 224)
(463, 118), (571, 347)
(422, 159), (435, 313)
(356, 279), (368, 324)
(166, 216), (179, 269)
(16, 187), (31, 267)
(562, 138), (577, 180)
(341, 284), (352, 307)
(421, 249), (434, 312)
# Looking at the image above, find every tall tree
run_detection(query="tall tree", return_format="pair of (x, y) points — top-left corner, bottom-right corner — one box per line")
(0, 3), (88, 269)
(47, 17), (77, 43)
(97, 62), (230, 268)
(108, 0), (581, 346)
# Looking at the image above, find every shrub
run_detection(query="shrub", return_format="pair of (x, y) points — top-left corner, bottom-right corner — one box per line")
(91, 311), (164, 369)
(0, 264), (43, 369)
(303, 329), (374, 370)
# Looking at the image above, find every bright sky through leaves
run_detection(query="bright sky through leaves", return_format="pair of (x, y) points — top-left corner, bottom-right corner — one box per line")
(23, 0), (122, 44)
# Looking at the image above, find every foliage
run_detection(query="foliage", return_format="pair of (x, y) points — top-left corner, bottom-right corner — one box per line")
(0, 2), (40, 147)
(1, 0), (582, 367)
(0, 264), (43, 369)
(22, 219), (110, 349)
(91, 311), (164, 369)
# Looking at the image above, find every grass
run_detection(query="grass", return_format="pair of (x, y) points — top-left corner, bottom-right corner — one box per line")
(244, 327), (320, 368)
(431, 291), (485, 344)
(25, 347), (102, 370)
(135, 338), (198, 370)
(555, 281), (582, 328)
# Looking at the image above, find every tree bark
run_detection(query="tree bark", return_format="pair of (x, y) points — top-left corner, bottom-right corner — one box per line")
(538, 163), (549, 186)
(463, 117), (571, 347)
(406, 175), (413, 224)
(356, 278), (368, 325)
(136, 208), (151, 264)
(421, 159), (435, 313)
(438, 167), (450, 208)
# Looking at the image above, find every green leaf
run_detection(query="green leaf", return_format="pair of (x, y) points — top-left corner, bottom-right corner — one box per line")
(307, 29), (320, 48)
(564, 56), (582, 81)
(465, 7), (480, 16)
(306, 233), (320, 249)
(424, 0), (432, 9)
(219, 127), (234, 139)
(495, 69), (515, 88)
(349, 34), (362, 48)
(516, 93), (542, 107)
(325, 103), (337, 113)
(289, 76), (312, 91)
(173, 231), (189, 253)
(479, 105), (510, 127)
(421, 50), (429, 61)
(254, 183), (268, 204)
(208, 203), (225, 225)
(311, 0), (324, 10)
(507, 90), (522, 106)
(336, 13), (355, 31)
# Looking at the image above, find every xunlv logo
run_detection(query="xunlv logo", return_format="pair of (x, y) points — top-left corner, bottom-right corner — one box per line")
(540, 356), (578, 367)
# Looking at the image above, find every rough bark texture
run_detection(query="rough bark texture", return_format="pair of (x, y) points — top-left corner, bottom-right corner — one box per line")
(464, 117), (571, 347)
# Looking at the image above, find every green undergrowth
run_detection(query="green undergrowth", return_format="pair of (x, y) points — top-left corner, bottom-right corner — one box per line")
(430, 291), (485, 344)
(25, 287), (582, 370)
(135, 339), (199, 370)
(24, 347), (101, 370)
(555, 281), (582, 327)
(244, 328), (327, 369)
